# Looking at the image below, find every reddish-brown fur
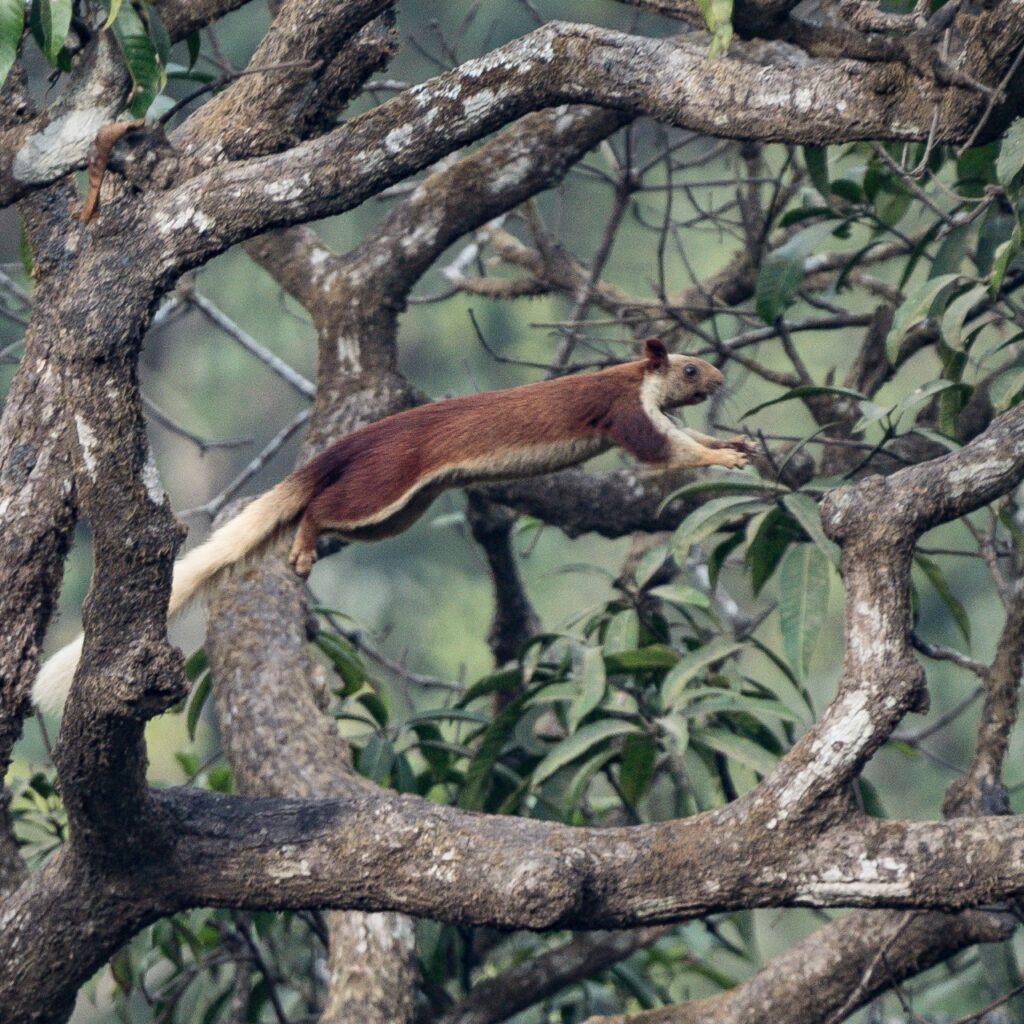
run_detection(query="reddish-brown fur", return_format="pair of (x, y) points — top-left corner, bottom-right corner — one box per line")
(33, 340), (747, 712)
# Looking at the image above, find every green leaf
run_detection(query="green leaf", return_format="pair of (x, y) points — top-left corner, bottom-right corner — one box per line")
(741, 385), (865, 420)
(990, 367), (1024, 411)
(778, 544), (829, 682)
(708, 530), (746, 590)
(940, 283), (988, 350)
(619, 733), (657, 805)
(603, 645), (680, 674)
(781, 492), (839, 563)
(990, 222), (1022, 297)
(691, 726), (778, 776)
(745, 506), (798, 595)
(604, 609), (639, 654)
(663, 639), (745, 706)
(112, 2), (160, 116)
(186, 670), (212, 741)
(657, 713), (689, 753)
(100, 0), (123, 29)
(755, 221), (838, 323)
(659, 471), (789, 511)
(358, 734), (394, 785)
(568, 647), (606, 733)
(532, 720), (639, 787)
(458, 667), (522, 707)
(890, 378), (958, 425)
(0, 0), (24, 88)
(695, 0), (733, 57)
(403, 708), (490, 729)
(185, 28), (200, 69)
(634, 542), (669, 589)
(914, 554), (971, 644)
(672, 495), (767, 557)
(316, 633), (365, 695)
(977, 203), (1016, 276)
(997, 117), (1024, 189)
(886, 273), (961, 361)
(459, 697), (525, 809)
(182, 647), (208, 682)
(674, 690), (800, 723)
(803, 146), (829, 200)
(29, 0), (71, 66)
(931, 224), (970, 278)
(648, 583), (713, 611)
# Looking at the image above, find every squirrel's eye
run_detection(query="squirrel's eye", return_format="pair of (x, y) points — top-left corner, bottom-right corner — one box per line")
(684, 364), (697, 378)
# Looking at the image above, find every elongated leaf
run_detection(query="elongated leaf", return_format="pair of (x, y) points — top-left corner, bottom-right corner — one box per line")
(691, 726), (778, 776)
(672, 495), (766, 557)
(0, 0), (23, 88)
(186, 670), (212, 741)
(112, 2), (160, 116)
(101, 0), (123, 28)
(29, 0), (70, 66)
(604, 609), (639, 654)
(891, 378), (957, 423)
(648, 583), (712, 611)
(782, 492), (839, 563)
(695, 0), (733, 57)
(741, 385), (865, 420)
(778, 544), (829, 681)
(990, 367), (1024, 411)
(746, 506), (798, 595)
(663, 640), (745, 706)
(532, 720), (639, 787)
(568, 647), (606, 732)
(914, 554), (971, 644)
(659, 472), (789, 512)
(803, 146), (829, 200)
(619, 733), (657, 805)
(674, 689), (799, 722)
(402, 708), (491, 729)
(941, 283), (988, 350)
(886, 273), (961, 361)
(755, 220), (838, 323)
(990, 223), (1022, 297)
(603, 645), (680, 674)
(997, 117), (1024, 188)
(358, 734), (394, 785)
(634, 542), (669, 589)
(459, 697), (525, 808)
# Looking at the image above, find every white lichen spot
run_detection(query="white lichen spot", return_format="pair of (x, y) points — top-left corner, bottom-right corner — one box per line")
(486, 155), (531, 194)
(399, 221), (439, 254)
(776, 689), (872, 814)
(141, 448), (165, 505)
(384, 125), (414, 155)
(156, 206), (216, 237)
(74, 415), (99, 478)
(13, 109), (112, 183)
(264, 178), (304, 203)
(0, 496), (10, 517)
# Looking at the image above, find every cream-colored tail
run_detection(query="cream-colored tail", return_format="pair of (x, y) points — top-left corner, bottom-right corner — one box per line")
(32, 479), (309, 714)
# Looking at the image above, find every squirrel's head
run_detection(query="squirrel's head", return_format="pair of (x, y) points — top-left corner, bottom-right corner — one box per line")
(641, 338), (723, 408)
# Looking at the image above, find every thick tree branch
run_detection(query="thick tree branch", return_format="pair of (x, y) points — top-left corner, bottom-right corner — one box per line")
(145, 16), (1024, 278)
(0, 34), (131, 210)
(586, 910), (1013, 1024)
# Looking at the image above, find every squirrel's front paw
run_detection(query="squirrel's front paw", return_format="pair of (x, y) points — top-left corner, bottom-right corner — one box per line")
(725, 434), (756, 454)
(719, 447), (748, 469)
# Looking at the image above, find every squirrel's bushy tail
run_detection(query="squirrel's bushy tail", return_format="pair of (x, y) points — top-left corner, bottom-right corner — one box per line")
(32, 476), (312, 714)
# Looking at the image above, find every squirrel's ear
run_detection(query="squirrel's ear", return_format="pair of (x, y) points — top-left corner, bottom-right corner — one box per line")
(643, 337), (669, 371)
